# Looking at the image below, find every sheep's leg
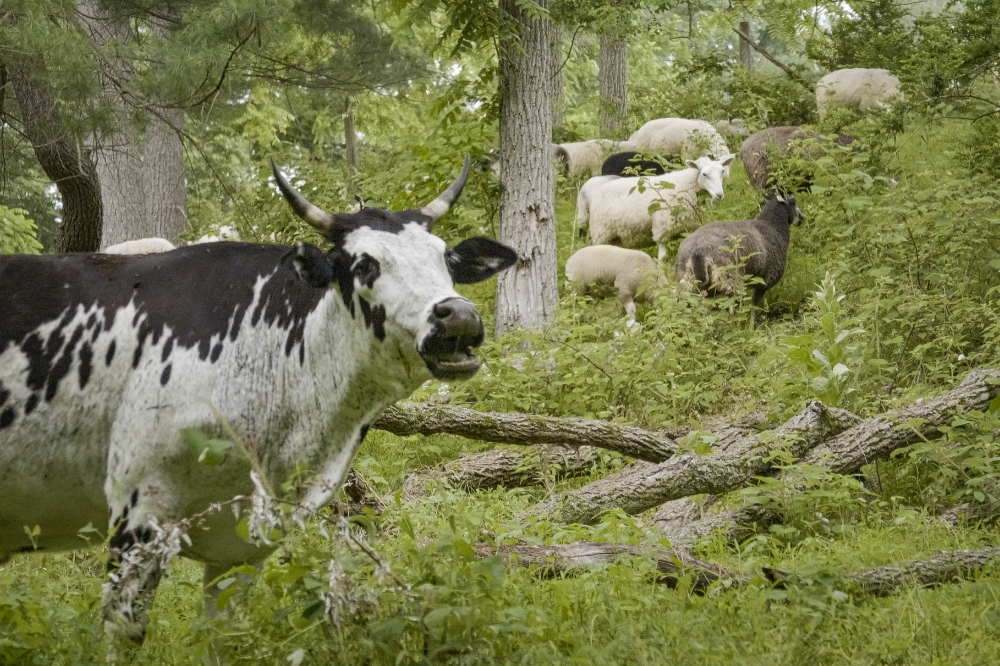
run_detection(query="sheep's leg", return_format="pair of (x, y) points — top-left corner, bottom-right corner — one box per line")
(656, 242), (668, 263)
(616, 285), (638, 326)
(751, 286), (767, 307)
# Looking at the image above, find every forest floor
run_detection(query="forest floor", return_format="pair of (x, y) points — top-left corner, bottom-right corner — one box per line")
(3, 118), (1000, 665)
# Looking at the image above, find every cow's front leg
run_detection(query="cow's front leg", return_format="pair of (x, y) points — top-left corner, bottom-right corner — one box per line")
(102, 481), (186, 657)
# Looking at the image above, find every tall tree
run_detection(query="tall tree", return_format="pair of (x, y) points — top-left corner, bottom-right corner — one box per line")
(598, 31), (627, 138)
(739, 16), (754, 70)
(496, 0), (558, 335)
(549, 24), (566, 127)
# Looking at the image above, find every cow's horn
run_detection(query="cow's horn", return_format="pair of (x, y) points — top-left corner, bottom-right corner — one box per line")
(420, 154), (471, 226)
(271, 161), (335, 234)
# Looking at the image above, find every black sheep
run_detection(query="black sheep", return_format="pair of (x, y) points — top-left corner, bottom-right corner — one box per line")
(675, 194), (804, 306)
(601, 151), (668, 177)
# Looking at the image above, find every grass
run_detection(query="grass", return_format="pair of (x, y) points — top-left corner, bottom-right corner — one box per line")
(3, 115), (1000, 665)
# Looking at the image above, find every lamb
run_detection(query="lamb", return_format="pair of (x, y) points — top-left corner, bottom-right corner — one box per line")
(816, 68), (901, 119)
(629, 118), (730, 168)
(740, 126), (855, 192)
(565, 245), (661, 325)
(101, 237), (176, 254)
(675, 194), (804, 306)
(601, 151), (668, 176)
(555, 139), (636, 176)
(580, 154), (736, 262)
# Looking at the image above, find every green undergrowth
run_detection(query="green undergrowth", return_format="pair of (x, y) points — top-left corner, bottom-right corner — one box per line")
(5, 116), (1000, 664)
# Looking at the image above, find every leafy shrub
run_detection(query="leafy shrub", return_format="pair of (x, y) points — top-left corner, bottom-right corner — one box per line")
(0, 206), (43, 255)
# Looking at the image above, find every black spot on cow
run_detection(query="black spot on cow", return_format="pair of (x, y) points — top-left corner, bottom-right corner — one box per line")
(107, 523), (154, 572)
(105, 340), (116, 366)
(79, 342), (93, 389)
(86, 312), (97, 329)
(352, 254), (380, 288)
(161, 337), (174, 363)
(0, 380), (8, 410)
(0, 407), (15, 429)
(371, 305), (387, 342)
(359, 297), (373, 328)
(45, 324), (84, 401)
(25, 394), (39, 415)
(160, 364), (172, 386)
(131, 489), (139, 507)
(132, 346), (143, 369)
(210, 343), (223, 363)
(359, 423), (370, 442)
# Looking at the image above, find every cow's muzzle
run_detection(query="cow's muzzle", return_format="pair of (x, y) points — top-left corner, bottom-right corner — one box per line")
(419, 297), (485, 380)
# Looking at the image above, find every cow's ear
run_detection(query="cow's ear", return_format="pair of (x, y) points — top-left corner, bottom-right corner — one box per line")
(446, 237), (518, 284)
(284, 242), (335, 288)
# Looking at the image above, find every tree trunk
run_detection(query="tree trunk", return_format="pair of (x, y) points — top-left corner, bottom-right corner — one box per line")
(531, 402), (862, 524)
(344, 99), (360, 173)
(549, 24), (565, 127)
(477, 541), (742, 593)
(8, 64), (103, 252)
(401, 445), (597, 498)
(140, 17), (187, 244)
(496, 0), (558, 336)
(82, 3), (188, 248)
(738, 19), (753, 70)
(373, 401), (685, 462)
(598, 33), (628, 139)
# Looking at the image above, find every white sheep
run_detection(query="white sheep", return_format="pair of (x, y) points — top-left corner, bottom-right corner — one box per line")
(565, 245), (661, 325)
(102, 237), (176, 255)
(579, 154), (736, 262)
(555, 140), (636, 176)
(193, 225), (240, 244)
(629, 119), (731, 167)
(816, 68), (901, 119)
(574, 174), (621, 237)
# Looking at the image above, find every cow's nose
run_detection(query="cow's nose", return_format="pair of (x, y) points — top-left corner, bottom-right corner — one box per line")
(430, 297), (483, 339)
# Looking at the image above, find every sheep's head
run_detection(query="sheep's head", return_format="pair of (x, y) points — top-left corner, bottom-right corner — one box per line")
(686, 155), (736, 200)
(774, 191), (805, 225)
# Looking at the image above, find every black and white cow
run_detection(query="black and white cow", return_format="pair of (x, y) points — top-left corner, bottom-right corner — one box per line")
(0, 156), (516, 650)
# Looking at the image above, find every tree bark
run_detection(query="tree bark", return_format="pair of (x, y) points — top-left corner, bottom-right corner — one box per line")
(8, 64), (103, 252)
(846, 546), (1000, 595)
(344, 98), (360, 173)
(531, 402), (862, 524)
(738, 19), (753, 70)
(140, 17), (187, 244)
(477, 541), (742, 593)
(401, 445), (597, 498)
(373, 401), (683, 462)
(653, 497), (780, 550)
(598, 33), (628, 139)
(549, 24), (565, 127)
(798, 368), (1000, 474)
(496, 0), (558, 336)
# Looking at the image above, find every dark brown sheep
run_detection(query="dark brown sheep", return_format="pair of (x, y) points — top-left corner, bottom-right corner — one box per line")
(740, 126), (854, 192)
(675, 195), (804, 306)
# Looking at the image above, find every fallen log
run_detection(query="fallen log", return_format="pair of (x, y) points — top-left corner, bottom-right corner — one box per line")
(488, 542), (1000, 598)
(652, 497), (780, 550)
(333, 469), (388, 516)
(401, 445), (598, 498)
(374, 402), (682, 463)
(535, 369), (1000, 526)
(477, 541), (744, 593)
(530, 402), (861, 524)
(799, 368), (1000, 474)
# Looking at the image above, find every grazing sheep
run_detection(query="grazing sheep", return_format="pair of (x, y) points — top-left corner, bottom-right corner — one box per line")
(555, 139), (636, 176)
(816, 68), (901, 119)
(575, 174), (621, 237)
(675, 194), (804, 306)
(601, 151), (668, 177)
(102, 237), (176, 255)
(741, 126), (855, 192)
(629, 118), (730, 168)
(713, 118), (750, 137)
(193, 225), (240, 244)
(580, 154), (736, 262)
(565, 245), (661, 324)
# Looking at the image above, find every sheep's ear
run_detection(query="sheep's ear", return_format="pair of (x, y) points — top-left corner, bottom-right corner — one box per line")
(720, 154), (736, 167)
(685, 159), (699, 169)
